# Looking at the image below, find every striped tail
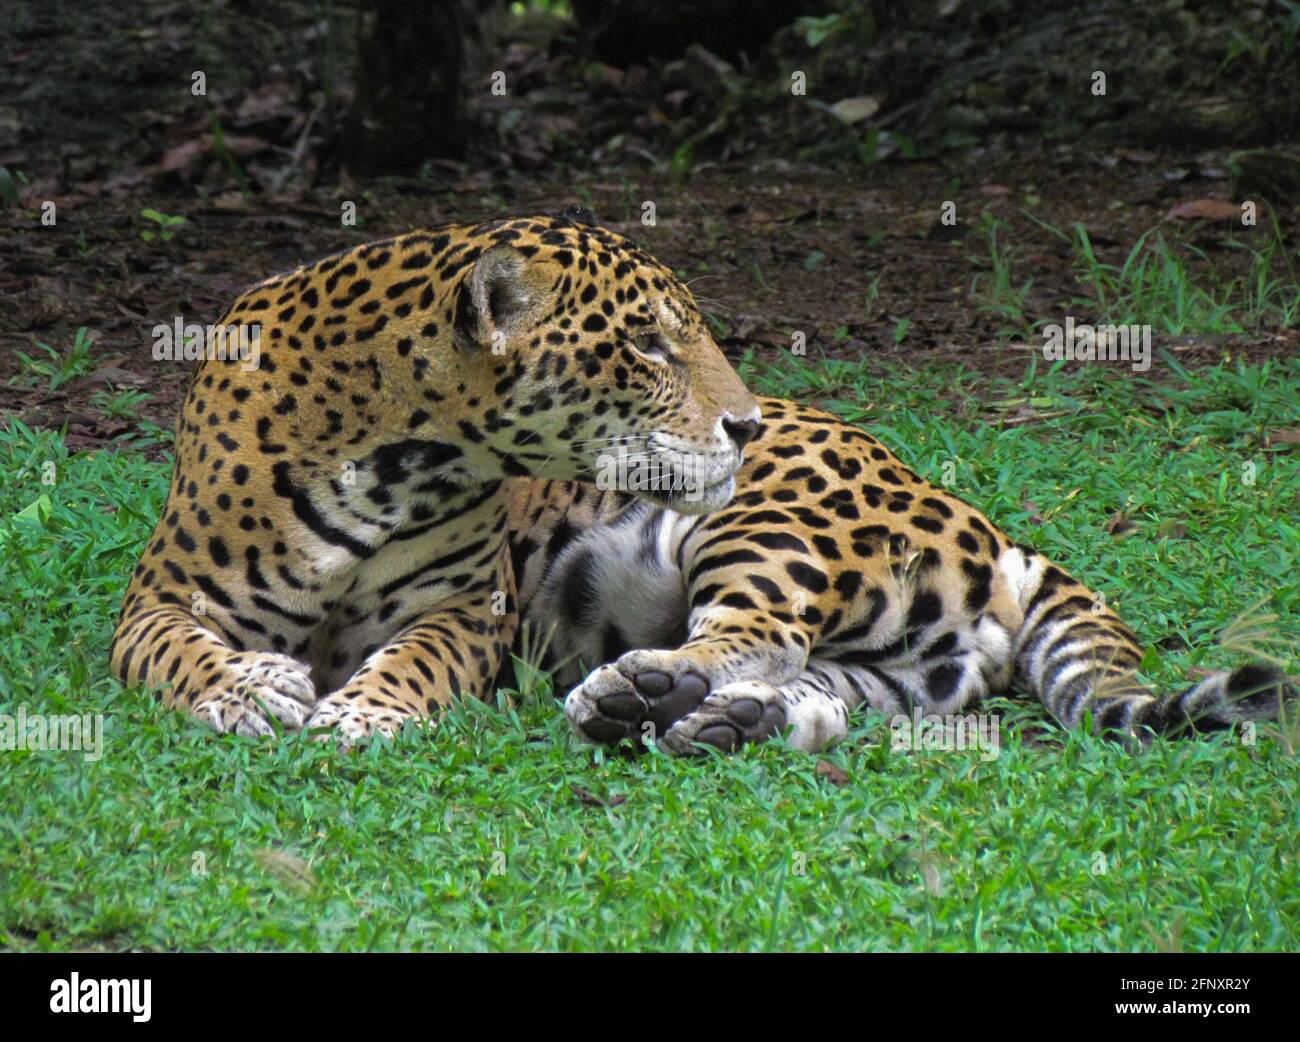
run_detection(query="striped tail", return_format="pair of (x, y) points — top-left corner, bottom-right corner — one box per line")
(1012, 557), (1294, 739)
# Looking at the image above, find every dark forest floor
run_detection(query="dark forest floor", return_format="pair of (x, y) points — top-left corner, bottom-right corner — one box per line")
(4, 1), (1297, 448)
(5, 148), (1298, 449)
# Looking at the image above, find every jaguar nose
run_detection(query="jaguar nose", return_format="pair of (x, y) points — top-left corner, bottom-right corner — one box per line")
(722, 415), (760, 452)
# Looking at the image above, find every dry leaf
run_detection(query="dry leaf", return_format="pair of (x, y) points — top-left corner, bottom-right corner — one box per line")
(253, 848), (315, 892)
(160, 133), (271, 173)
(158, 138), (205, 173)
(87, 366), (145, 386)
(571, 784), (625, 808)
(1165, 198), (1241, 221)
(1155, 519), (1188, 539)
(829, 96), (880, 124)
(1106, 511), (1137, 536)
(815, 760), (850, 786)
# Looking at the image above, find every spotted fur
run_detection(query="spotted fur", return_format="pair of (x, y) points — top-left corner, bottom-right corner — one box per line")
(112, 213), (759, 741)
(510, 396), (1295, 754)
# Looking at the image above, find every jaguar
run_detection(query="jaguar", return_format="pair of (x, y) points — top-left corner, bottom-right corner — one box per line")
(111, 210), (760, 741)
(113, 208), (1293, 752)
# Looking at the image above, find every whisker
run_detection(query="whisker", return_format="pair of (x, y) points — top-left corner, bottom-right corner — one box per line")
(568, 435), (650, 449)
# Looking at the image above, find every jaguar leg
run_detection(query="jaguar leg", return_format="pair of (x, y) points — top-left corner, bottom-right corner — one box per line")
(306, 586), (516, 744)
(112, 594), (318, 737)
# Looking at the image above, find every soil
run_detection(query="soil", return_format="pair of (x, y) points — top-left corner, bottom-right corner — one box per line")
(2, 2), (1296, 451)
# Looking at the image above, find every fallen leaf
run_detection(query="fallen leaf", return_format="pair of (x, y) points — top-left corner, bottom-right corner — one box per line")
(829, 96), (880, 124)
(815, 760), (850, 786)
(1155, 519), (1188, 540)
(584, 62), (625, 90)
(571, 784), (626, 808)
(159, 138), (205, 173)
(210, 191), (252, 212)
(1106, 511), (1137, 536)
(253, 848), (315, 892)
(159, 133), (271, 173)
(1165, 198), (1241, 221)
(87, 366), (146, 386)
(234, 83), (296, 125)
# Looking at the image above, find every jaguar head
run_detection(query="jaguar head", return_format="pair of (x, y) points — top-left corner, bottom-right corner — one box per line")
(454, 214), (760, 513)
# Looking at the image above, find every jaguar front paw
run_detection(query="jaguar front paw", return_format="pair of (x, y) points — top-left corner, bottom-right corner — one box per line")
(193, 652), (317, 738)
(563, 651), (712, 746)
(305, 694), (407, 746)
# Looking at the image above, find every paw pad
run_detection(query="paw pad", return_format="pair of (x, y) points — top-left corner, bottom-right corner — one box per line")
(691, 699), (787, 752)
(596, 692), (645, 720)
(635, 671), (708, 733)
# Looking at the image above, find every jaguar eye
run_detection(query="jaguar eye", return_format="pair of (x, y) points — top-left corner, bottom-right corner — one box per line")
(632, 331), (673, 363)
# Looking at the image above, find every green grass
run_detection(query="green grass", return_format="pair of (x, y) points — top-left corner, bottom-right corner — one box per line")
(1, 356), (1297, 952)
(970, 212), (1300, 338)
(1029, 214), (1300, 335)
(11, 327), (99, 392)
(968, 212), (1036, 337)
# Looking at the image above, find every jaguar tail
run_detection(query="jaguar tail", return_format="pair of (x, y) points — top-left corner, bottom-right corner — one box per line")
(1010, 552), (1294, 739)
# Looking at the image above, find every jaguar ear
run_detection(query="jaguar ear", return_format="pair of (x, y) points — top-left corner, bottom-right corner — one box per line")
(455, 245), (546, 350)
